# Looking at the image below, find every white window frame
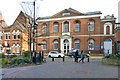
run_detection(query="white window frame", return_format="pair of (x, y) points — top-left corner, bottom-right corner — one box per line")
(43, 41), (46, 50)
(54, 40), (58, 50)
(54, 23), (58, 33)
(13, 44), (16, 53)
(75, 21), (80, 32)
(0, 32), (2, 40)
(62, 12), (70, 16)
(8, 33), (10, 40)
(89, 21), (94, 31)
(64, 22), (69, 32)
(5, 34), (7, 40)
(43, 24), (47, 34)
(75, 40), (80, 50)
(17, 44), (20, 53)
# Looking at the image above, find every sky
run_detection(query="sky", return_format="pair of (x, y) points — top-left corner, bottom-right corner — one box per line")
(0, 0), (119, 26)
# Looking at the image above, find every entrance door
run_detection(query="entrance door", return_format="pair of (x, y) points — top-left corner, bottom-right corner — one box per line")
(64, 39), (69, 54)
(104, 38), (112, 54)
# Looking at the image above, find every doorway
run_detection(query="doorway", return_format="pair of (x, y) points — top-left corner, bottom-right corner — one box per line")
(64, 39), (69, 54)
(104, 38), (112, 54)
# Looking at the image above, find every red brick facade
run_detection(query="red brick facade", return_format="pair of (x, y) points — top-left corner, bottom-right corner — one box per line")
(0, 11), (30, 55)
(1, 8), (120, 55)
(36, 8), (116, 55)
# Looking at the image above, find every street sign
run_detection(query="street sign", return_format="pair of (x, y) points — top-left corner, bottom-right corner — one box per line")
(95, 46), (100, 49)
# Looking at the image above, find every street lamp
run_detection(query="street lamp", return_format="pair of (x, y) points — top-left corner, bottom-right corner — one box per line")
(88, 23), (91, 54)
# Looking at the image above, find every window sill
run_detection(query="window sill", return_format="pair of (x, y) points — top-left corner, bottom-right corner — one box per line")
(5, 39), (10, 40)
(54, 49), (58, 50)
(12, 39), (20, 41)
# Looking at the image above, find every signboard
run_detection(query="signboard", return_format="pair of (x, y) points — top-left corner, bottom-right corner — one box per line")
(95, 46), (100, 49)
(101, 42), (103, 49)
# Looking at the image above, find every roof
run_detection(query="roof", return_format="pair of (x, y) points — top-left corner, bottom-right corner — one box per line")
(37, 8), (102, 20)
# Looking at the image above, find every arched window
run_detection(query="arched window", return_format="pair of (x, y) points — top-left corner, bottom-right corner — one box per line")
(43, 24), (47, 34)
(104, 22), (112, 35)
(88, 21), (94, 31)
(75, 21), (80, 32)
(12, 30), (16, 39)
(64, 22), (69, 32)
(75, 40), (80, 50)
(17, 30), (20, 39)
(43, 41), (46, 50)
(54, 23), (58, 33)
(88, 39), (94, 50)
(54, 40), (58, 50)
(106, 26), (110, 34)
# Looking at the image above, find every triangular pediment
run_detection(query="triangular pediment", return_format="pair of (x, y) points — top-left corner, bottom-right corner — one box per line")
(50, 8), (84, 18)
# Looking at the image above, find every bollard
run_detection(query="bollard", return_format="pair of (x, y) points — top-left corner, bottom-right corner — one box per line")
(52, 57), (54, 61)
(63, 56), (65, 62)
(87, 57), (90, 62)
(39, 50), (41, 63)
(42, 51), (44, 62)
(44, 57), (46, 63)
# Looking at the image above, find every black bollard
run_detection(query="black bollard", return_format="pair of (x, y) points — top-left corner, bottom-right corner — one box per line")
(39, 50), (41, 63)
(87, 57), (90, 62)
(34, 51), (37, 64)
(63, 56), (65, 62)
(42, 51), (44, 62)
(52, 57), (54, 61)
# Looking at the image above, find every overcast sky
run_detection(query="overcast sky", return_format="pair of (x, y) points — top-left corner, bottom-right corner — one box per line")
(0, 0), (119, 26)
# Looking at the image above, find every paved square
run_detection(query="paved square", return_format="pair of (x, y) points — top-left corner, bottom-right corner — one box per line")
(1, 58), (119, 78)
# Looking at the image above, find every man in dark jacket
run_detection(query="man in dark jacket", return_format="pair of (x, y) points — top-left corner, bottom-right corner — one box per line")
(75, 50), (79, 62)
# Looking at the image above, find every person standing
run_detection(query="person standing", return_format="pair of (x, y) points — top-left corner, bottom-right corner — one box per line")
(75, 50), (79, 62)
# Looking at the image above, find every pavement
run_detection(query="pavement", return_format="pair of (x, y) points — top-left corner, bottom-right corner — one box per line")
(1, 57), (119, 79)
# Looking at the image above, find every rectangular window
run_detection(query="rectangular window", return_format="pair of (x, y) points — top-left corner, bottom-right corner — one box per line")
(14, 34), (16, 39)
(17, 47), (19, 53)
(43, 24), (47, 34)
(13, 46), (16, 53)
(54, 43), (58, 50)
(75, 43), (79, 49)
(62, 12), (70, 16)
(8, 34), (10, 39)
(5, 34), (7, 39)
(17, 34), (20, 39)
(89, 21), (94, 31)
(75, 23), (80, 32)
(64, 23), (69, 32)
(54, 23), (58, 33)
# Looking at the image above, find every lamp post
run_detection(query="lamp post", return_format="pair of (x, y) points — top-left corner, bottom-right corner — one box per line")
(88, 23), (91, 54)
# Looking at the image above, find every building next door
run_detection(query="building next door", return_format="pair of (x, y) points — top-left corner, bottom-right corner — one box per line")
(64, 39), (69, 54)
(104, 38), (112, 54)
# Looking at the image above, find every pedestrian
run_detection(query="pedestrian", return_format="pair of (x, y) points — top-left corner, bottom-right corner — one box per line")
(79, 52), (90, 63)
(75, 50), (79, 62)
(81, 50), (83, 54)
